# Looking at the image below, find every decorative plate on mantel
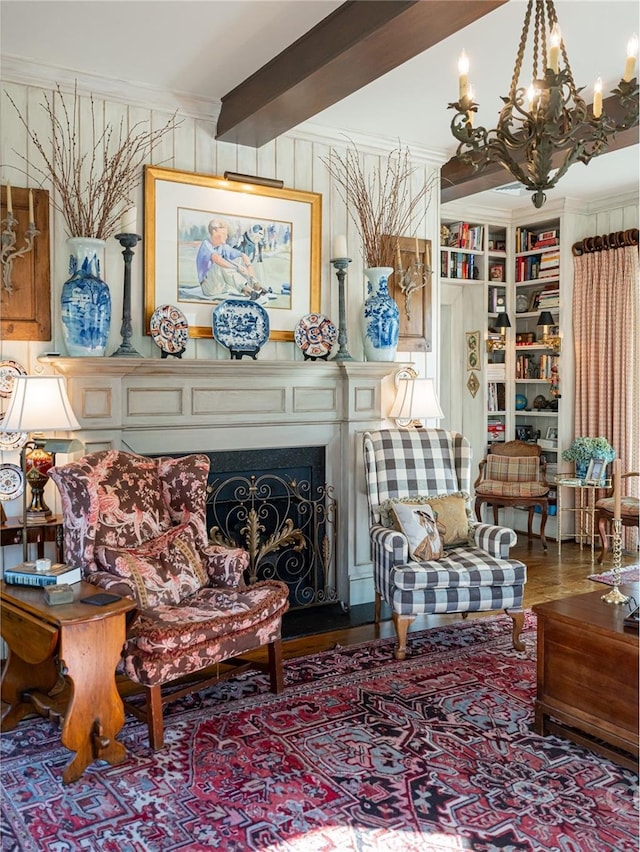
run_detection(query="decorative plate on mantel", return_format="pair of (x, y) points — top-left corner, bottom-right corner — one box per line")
(150, 304), (189, 357)
(212, 299), (269, 359)
(294, 313), (337, 360)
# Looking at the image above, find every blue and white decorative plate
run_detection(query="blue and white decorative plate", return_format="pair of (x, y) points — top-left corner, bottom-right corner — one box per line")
(212, 299), (270, 356)
(294, 313), (337, 359)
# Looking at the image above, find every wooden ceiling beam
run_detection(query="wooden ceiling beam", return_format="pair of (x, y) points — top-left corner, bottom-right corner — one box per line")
(441, 93), (639, 203)
(216, 0), (508, 148)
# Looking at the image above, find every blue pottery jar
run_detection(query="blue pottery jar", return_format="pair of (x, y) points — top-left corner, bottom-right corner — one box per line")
(361, 267), (399, 361)
(61, 237), (111, 356)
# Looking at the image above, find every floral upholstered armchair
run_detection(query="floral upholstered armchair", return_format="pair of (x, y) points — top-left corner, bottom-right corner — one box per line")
(363, 429), (527, 660)
(49, 450), (289, 750)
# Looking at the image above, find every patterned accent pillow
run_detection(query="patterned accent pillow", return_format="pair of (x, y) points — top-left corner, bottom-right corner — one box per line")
(95, 522), (208, 608)
(380, 493), (472, 548)
(390, 502), (443, 561)
(486, 455), (539, 482)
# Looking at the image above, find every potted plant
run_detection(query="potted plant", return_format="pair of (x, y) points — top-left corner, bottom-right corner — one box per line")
(562, 437), (616, 479)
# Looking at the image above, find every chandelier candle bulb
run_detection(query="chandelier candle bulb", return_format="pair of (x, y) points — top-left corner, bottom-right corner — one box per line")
(624, 33), (638, 81)
(458, 50), (469, 100)
(548, 23), (561, 73)
(332, 234), (348, 259)
(28, 189), (34, 223)
(593, 78), (603, 118)
(119, 206), (137, 235)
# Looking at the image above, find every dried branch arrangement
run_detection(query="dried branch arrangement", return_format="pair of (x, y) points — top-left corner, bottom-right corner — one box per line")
(322, 140), (437, 268)
(6, 83), (181, 240)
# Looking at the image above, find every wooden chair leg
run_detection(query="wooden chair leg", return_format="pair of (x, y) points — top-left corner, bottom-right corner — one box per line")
(506, 609), (525, 652)
(268, 639), (284, 694)
(392, 613), (415, 661)
(539, 504), (548, 551)
(493, 504), (499, 525)
(527, 507), (535, 541)
(597, 514), (609, 564)
(374, 591), (381, 624)
(145, 684), (164, 751)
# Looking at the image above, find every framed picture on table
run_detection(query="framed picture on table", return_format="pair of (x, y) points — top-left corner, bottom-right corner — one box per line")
(585, 458), (606, 485)
(144, 166), (322, 341)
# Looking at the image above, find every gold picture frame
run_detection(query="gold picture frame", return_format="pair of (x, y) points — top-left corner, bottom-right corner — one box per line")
(144, 166), (322, 341)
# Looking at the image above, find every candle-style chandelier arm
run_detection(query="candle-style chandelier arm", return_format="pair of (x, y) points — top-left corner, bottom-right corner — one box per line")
(448, 0), (639, 208)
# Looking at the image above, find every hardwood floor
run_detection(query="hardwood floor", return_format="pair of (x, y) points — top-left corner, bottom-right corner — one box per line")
(279, 539), (638, 660)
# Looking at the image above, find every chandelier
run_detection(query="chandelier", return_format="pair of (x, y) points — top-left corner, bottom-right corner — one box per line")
(448, 0), (639, 208)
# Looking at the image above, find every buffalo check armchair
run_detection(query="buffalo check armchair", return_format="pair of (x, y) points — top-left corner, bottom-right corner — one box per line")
(49, 450), (289, 750)
(363, 429), (527, 660)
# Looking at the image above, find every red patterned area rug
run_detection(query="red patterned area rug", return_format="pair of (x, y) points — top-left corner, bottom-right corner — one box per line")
(1, 613), (638, 851)
(588, 565), (640, 585)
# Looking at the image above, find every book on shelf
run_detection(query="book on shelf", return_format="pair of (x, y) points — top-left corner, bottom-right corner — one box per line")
(3, 562), (82, 587)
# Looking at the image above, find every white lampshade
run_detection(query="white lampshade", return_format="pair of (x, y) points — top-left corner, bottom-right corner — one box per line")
(3, 375), (80, 432)
(389, 377), (444, 425)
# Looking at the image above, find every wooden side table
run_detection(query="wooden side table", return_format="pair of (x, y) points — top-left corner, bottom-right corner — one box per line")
(1, 515), (64, 563)
(1, 580), (136, 784)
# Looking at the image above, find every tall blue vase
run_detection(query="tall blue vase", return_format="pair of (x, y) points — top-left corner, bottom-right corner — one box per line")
(61, 237), (111, 356)
(361, 267), (399, 362)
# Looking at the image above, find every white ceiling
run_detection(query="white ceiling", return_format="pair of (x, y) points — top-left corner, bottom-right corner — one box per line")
(2, 0), (638, 212)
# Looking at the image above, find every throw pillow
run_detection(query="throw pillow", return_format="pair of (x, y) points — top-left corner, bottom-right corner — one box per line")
(390, 502), (443, 562)
(95, 522), (208, 608)
(379, 493), (472, 547)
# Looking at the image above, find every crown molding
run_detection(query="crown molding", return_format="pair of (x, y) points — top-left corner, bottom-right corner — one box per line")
(1, 56), (221, 121)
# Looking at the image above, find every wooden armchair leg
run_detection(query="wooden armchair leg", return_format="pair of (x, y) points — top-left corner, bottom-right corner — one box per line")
(392, 613), (415, 661)
(146, 684), (164, 751)
(597, 515), (609, 564)
(374, 592), (382, 624)
(506, 609), (525, 652)
(268, 639), (284, 694)
(539, 505), (548, 551)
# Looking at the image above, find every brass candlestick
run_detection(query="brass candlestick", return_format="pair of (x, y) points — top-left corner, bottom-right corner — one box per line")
(601, 518), (629, 605)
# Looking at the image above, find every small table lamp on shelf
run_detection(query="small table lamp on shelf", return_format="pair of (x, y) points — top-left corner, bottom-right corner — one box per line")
(2, 375), (82, 561)
(389, 369), (444, 429)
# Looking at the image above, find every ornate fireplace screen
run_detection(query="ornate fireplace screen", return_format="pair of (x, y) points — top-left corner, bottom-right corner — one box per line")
(206, 472), (338, 610)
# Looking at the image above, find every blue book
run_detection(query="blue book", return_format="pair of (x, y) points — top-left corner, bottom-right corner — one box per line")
(4, 562), (82, 587)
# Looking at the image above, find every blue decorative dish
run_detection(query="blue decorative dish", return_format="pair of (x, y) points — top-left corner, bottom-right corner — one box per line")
(212, 299), (270, 359)
(515, 394), (528, 410)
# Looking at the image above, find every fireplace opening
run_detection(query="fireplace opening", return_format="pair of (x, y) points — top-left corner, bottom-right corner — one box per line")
(158, 447), (338, 611)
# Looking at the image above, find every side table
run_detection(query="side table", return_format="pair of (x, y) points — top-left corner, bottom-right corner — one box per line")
(1, 515), (64, 563)
(555, 477), (610, 560)
(1, 580), (136, 784)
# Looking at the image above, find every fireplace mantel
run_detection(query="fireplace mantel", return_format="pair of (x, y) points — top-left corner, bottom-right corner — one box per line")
(41, 357), (401, 605)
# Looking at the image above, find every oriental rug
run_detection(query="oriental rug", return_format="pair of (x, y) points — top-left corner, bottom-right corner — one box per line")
(588, 565), (640, 585)
(1, 613), (638, 852)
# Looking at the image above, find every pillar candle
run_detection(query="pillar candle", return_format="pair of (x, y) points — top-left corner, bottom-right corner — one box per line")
(6, 183), (12, 215)
(332, 234), (347, 259)
(613, 459), (621, 518)
(623, 34), (638, 82)
(28, 189), (34, 223)
(120, 206), (137, 235)
(414, 236), (420, 260)
(458, 50), (469, 100)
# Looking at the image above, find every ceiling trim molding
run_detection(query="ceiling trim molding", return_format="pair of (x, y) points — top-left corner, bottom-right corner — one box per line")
(1, 56), (221, 121)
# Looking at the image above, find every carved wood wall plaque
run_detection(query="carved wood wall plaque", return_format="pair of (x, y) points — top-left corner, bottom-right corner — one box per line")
(388, 235), (432, 352)
(1, 186), (51, 341)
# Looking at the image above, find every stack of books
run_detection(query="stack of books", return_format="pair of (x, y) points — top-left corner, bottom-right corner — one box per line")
(4, 561), (82, 587)
(538, 250), (560, 278)
(537, 285), (560, 310)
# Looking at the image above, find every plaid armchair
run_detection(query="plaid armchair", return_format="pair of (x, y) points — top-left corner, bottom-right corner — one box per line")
(49, 450), (289, 750)
(363, 429), (527, 660)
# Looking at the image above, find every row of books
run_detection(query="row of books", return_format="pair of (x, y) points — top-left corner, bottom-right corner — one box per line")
(446, 222), (485, 250)
(441, 251), (479, 280)
(487, 382), (506, 412)
(515, 227), (559, 253)
(515, 352), (559, 379)
(3, 561), (81, 587)
(515, 254), (560, 282)
(536, 285), (560, 310)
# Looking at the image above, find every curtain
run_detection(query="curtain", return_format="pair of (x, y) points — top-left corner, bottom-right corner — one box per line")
(573, 244), (638, 551)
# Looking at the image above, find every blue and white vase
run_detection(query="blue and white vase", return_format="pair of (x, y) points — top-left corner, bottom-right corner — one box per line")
(361, 267), (399, 361)
(61, 237), (111, 357)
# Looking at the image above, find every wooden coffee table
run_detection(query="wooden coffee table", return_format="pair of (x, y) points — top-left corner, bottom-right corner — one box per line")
(533, 584), (639, 771)
(1, 580), (136, 784)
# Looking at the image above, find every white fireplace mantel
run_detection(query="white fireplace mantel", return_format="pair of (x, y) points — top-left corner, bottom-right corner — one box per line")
(42, 357), (402, 605)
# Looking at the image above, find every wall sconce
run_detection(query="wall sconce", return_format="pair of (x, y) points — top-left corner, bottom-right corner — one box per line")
(2, 375), (82, 562)
(1, 184), (39, 294)
(389, 368), (444, 428)
(537, 310), (562, 352)
(486, 312), (511, 352)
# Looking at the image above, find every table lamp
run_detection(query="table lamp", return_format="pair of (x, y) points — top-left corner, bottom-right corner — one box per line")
(389, 369), (444, 429)
(2, 375), (82, 561)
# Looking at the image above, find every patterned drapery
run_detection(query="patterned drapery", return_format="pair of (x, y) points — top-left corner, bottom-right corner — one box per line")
(573, 244), (638, 551)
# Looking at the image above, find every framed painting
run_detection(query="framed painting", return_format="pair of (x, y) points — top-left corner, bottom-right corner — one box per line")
(387, 235), (432, 352)
(144, 166), (322, 341)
